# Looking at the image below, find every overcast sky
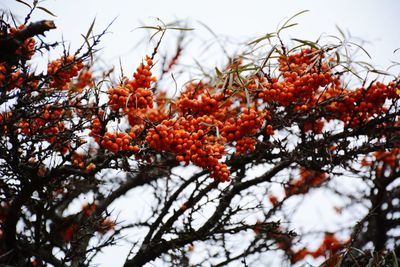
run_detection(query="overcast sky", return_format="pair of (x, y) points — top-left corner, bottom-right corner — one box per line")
(2, 1), (399, 266)
(2, 0), (400, 72)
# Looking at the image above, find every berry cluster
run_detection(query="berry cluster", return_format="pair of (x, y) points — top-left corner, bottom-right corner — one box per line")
(74, 70), (94, 92)
(0, 112), (12, 133)
(82, 202), (97, 217)
(322, 82), (397, 127)
(63, 223), (78, 241)
(71, 152), (85, 168)
(108, 86), (153, 110)
(177, 91), (222, 116)
(285, 168), (327, 196)
(302, 119), (324, 133)
(291, 233), (349, 263)
(221, 108), (264, 141)
(220, 108), (265, 154)
(146, 116), (230, 181)
(42, 122), (64, 143)
(96, 218), (116, 235)
(256, 49), (333, 108)
(89, 116), (103, 143)
(108, 56), (156, 111)
(235, 137), (257, 154)
(19, 118), (44, 135)
(373, 148), (400, 169)
(126, 55), (156, 90)
(0, 64), (23, 91)
(9, 26), (36, 60)
(47, 55), (84, 89)
(100, 131), (139, 153)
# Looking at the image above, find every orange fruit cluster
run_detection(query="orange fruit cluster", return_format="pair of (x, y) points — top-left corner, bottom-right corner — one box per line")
(177, 91), (222, 116)
(127, 55), (156, 90)
(268, 194), (279, 206)
(285, 168), (327, 196)
(82, 202), (97, 217)
(89, 117), (103, 143)
(74, 70), (94, 92)
(235, 137), (257, 155)
(221, 108), (264, 142)
(0, 64), (23, 91)
(291, 233), (349, 264)
(146, 116), (230, 181)
(71, 152), (85, 168)
(125, 91), (170, 128)
(9, 26), (36, 60)
(322, 82), (397, 127)
(373, 148), (400, 168)
(177, 82), (235, 118)
(96, 218), (116, 235)
(108, 85), (153, 110)
(0, 112), (12, 133)
(19, 118), (45, 135)
(100, 131), (139, 154)
(63, 223), (78, 241)
(265, 124), (274, 136)
(219, 108), (265, 154)
(257, 49), (333, 107)
(42, 122), (65, 143)
(108, 56), (156, 111)
(302, 119), (324, 133)
(47, 55), (84, 89)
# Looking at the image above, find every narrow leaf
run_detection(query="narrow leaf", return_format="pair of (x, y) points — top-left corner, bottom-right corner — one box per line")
(215, 67), (223, 77)
(370, 69), (392, 76)
(86, 18), (96, 40)
(335, 51), (341, 63)
(15, 0), (31, 8)
(247, 33), (276, 46)
(335, 25), (346, 39)
(392, 251), (399, 267)
(278, 10), (309, 33)
(292, 38), (319, 49)
(348, 41), (371, 59)
(166, 27), (194, 31)
(37, 6), (57, 17)
(280, 23), (298, 31)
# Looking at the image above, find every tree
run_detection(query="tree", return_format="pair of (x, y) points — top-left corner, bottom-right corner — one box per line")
(0, 5), (399, 267)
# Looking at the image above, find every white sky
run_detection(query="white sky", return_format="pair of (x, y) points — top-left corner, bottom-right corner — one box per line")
(2, 0), (400, 71)
(2, 0), (399, 266)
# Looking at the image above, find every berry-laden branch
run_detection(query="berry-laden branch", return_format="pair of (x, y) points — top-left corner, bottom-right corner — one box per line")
(0, 20), (55, 62)
(1, 5), (400, 267)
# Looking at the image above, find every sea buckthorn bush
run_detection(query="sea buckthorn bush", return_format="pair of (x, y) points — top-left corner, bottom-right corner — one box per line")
(0, 5), (399, 267)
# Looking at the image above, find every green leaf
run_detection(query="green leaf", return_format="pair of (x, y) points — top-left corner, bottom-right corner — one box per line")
(335, 25), (346, 39)
(247, 33), (276, 46)
(278, 10), (309, 33)
(166, 27), (194, 31)
(392, 251), (399, 267)
(37, 6), (57, 17)
(280, 22), (298, 31)
(341, 65), (363, 80)
(370, 69), (392, 76)
(348, 41), (371, 59)
(15, 0), (31, 9)
(86, 17), (96, 40)
(292, 38), (319, 49)
(137, 25), (163, 31)
(215, 67), (223, 77)
(258, 45), (277, 71)
(335, 51), (341, 63)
